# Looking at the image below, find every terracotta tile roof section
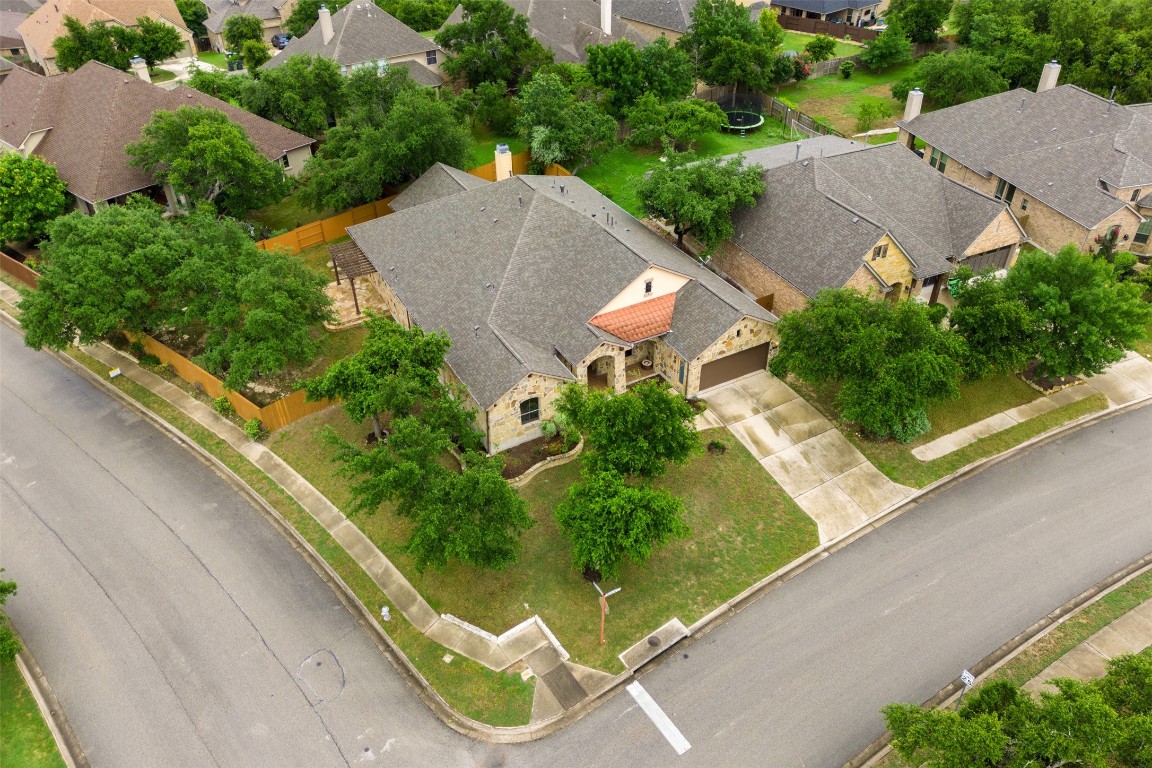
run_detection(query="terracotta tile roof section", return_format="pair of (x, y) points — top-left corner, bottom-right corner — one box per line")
(18, 0), (189, 60)
(0, 61), (312, 203)
(589, 293), (677, 343)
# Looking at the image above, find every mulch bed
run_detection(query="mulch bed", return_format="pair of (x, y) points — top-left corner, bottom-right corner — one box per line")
(499, 434), (572, 479)
(1021, 360), (1082, 393)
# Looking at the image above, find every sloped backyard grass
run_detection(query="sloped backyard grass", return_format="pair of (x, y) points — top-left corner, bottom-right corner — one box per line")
(269, 412), (819, 672)
(774, 61), (918, 135)
(781, 31), (863, 58)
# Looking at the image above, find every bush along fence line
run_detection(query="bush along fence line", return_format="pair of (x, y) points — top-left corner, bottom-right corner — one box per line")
(256, 152), (572, 256)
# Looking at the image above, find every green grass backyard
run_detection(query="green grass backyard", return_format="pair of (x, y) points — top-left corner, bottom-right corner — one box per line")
(268, 414), (819, 673)
(247, 189), (332, 235)
(0, 659), (67, 768)
(775, 61), (917, 135)
(793, 374), (1110, 488)
(781, 30), (863, 58)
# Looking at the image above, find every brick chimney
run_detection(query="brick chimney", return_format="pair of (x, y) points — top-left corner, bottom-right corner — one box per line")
(495, 143), (513, 180)
(130, 56), (151, 83)
(318, 4), (334, 44)
(1037, 60), (1061, 93)
(601, 0), (611, 36)
(903, 88), (923, 122)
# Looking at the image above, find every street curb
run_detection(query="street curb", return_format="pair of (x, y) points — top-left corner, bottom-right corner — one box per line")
(12, 637), (89, 768)
(844, 554), (1152, 768)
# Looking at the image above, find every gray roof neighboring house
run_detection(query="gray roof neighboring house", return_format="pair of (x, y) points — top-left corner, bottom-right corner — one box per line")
(263, 2), (438, 71)
(768, 0), (880, 12)
(0, 10), (27, 49)
(720, 134), (869, 170)
(389, 59), (445, 86)
(614, 0), (696, 34)
(205, 0), (289, 34)
(898, 85), (1152, 230)
(443, 0), (647, 64)
(348, 168), (775, 409)
(389, 162), (488, 211)
(731, 143), (1014, 299)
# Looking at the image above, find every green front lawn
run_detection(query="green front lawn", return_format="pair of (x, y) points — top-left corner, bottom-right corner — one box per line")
(268, 415), (819, 672)
(793, 374), (1110, 488)
(775, 61), (918, 135)
(0, 660), (67, 768)
(149, 68), (176, 83)
(781, 30), (863, 58)
(578, 123), (793, 217)
(1134, 316), (1152, 361)
(194, 51), (228, 69)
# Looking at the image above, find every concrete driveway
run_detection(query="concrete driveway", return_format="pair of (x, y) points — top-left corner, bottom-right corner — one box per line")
(698, 371), (913, 543)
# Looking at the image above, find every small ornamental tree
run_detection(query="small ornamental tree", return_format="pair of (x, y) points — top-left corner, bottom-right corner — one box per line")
(223, 14), (265, 52)
(859, 17), (913, 70)
(555, 468), (689, 580)
(757, 8), (786, 52)
(241, 38), (271, 71)
(1003, 246), (1151, 378)
(134, 16), (185, 69)
(126, 106), (288, 216)
(636, 146), (765, 253)
(435, 0), (552, 89)
(947, 269), (1037, 378)
(555, 380), (700, 479)
(803, 34), (837, 63)
(0, 153), (68, 243)
(854, 97), (890, 133)
(0, 572), (19, 663)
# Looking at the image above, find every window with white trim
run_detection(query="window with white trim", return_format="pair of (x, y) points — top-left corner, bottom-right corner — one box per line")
(1134, 221), (1151, 245)
(426, 50), (437, 65)
(929, 147), (948, 173)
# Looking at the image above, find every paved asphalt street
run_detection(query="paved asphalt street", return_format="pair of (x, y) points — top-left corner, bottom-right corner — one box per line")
(2, 321), (1151, 767)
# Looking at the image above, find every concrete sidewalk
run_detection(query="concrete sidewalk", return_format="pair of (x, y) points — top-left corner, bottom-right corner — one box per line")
(914, 352), (1152, 462)
(1023, 597), (1152, 696)
(698, 371), (914, 543)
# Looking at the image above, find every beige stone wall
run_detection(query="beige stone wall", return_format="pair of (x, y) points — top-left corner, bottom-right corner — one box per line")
(366, 273), (410, 327)
(576, 342), (626, 391)
(652, 340), (683, 392)
(486, 373), (570, 453)
(685, 317), (777, 397)
(1010, 194), (1142, 254)
(917, 142), (998, 195)
(388, 50), (443, 74)
(865, 233), (916, 296)
(619, 18), (683, 42)
(843, 264), (886, 298)
(441, 362), (488, 442)
(711, 240), (809, 315)
(963, 208), (1026, 258)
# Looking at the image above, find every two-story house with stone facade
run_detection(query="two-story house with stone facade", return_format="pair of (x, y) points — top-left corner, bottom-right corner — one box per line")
(712, 139), (1027, 314)
(897, 62), (1152, 257)
(339, 162), (778, 454)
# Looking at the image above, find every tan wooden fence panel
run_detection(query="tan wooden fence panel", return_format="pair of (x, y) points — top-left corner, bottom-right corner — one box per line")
(257, 388), (334, 432)
(777, 14), (879, 43)
(257, 195), (398, 255)
(1, 252), (38, 289)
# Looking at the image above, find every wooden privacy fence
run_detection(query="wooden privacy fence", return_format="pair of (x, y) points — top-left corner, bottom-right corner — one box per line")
(1, 252), (38, 288)
(811, 54), (861, 78)
(776, 14), (879, 43)
(129, 333), (335, 432)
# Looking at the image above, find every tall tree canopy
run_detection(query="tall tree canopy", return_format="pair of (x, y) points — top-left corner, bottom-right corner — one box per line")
(0, 153), (68, 243)
(133, 17), (185, 68)
(222, 14), (265, 52)
(770, 289), (966, 442)
(514, 71), (616, 172)
(636, 147), (764, 253)
(175, 0), (209, 38)
(893, 49), (1009, 107)
(243, 54), (344, 137)
(677, 0), (791, 97)
(127, 106), (288, 217)
(887, 0), (953, 43)
(435, 0), (552, 88)
(53, 17), (141, 71)
(859, 16), (913, 70)
(586, 38), (694, 114)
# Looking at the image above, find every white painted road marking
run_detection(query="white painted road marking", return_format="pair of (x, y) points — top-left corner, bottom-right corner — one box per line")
(626, 682), (691, 755)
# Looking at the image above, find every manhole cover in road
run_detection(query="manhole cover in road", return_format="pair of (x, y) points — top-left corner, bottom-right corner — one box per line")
(296, 649), (345, 704)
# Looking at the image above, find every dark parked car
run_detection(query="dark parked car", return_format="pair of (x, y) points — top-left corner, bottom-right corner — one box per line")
(271, 33), (292, 49)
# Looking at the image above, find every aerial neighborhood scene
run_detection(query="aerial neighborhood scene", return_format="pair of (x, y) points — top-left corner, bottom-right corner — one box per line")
(3, 0), (1152, 765)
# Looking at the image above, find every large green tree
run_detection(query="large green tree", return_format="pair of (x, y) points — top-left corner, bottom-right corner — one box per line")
(134, 17), (185, 69)
(53, 17), (141, 71)
(636, 147), (764, 253)
(586, 38), (694, 114)
(222, 14), (265, 52)
(175, 0), (209, 38)
(555, 380), (700, 479)
(514, 72), (616, 172)
(770, 289), (966, 442)
(555, 467), (688, 580)
(284, 0), (348, 38)
(625, 95), (725, 150)
(126, 106), (288, 217)
(305, 314), (451, 442)
(677, 0), (790, 99)
(859, 17), (913, 70)
(1003, 246), (1151, 378)
(244, 54), (344, 136)
(893, 49), (1008, 107)
(887, 0), (953, 43)
(299, 75), (471, 211)
(0, 153), (68, 243)
(948, 269), (1037, 378)
(435, 0), (552, 88)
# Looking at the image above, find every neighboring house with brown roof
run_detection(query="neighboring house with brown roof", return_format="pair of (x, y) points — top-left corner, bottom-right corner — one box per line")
(897, 63), (1152, 257)
(714, 140), (1027, 315)
(612, 0), (696, 41)
(17, 0), (193, 74)
(263, 3), (443, 85)
(766, 0), (884, 24)
(204, 0), (294, 52)
(1, 10), (29, 54)
(442, 0), (646, 65)
(341, 161), (778, 453)
(0, 60), (312, 211)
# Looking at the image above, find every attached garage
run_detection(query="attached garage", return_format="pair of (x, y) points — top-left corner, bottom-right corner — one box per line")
(962, 246), (1013, 272)
(698, 343), (771, 391)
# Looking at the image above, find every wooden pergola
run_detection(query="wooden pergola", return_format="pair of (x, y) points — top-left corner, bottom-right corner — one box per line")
(329, 241), (376, 316)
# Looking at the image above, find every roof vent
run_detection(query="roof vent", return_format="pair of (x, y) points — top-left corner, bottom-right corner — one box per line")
(1019, 97), (1026, 111)
(801, 160), (810, 167)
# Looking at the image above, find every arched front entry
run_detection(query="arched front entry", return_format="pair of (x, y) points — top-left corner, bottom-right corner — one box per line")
(586, 355), (616, 391)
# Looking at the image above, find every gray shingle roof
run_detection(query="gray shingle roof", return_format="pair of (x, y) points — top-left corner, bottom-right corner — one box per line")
(389, 59), (445, 86)
(718, 134), (868, 170)
(731, 143), (1015, 298)
(614, 0), (696, 34)
(899, 85), (1152, 229)
(348, 169), (774, 408)
(263, 2), (436, 70)
(769, 0), (879, 12)
(205, 0), (285, 33)
(388, 162), (489, 211)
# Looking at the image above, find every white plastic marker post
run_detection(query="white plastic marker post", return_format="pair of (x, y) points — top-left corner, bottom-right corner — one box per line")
(593, 582), (621, 646)
(626, 682), (691, 756)
(957, 669), (975, 708)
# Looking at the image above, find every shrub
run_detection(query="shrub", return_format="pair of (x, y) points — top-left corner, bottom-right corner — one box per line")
(243, 418), (265, 440)
(890, 409), (931, 444)
(213, 395), (236, 417)
(840, 60), (855, 78)
(855, 98), (890, 133)
(539, 419), (558, 439)
(139, 353), (162, 367)
(706, 439), (727, 454)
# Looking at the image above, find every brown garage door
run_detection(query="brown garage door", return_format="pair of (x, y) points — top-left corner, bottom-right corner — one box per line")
(699, 343), (771, 390)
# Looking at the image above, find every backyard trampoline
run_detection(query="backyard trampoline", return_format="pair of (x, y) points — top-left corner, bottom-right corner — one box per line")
(721, 110), (766, 133)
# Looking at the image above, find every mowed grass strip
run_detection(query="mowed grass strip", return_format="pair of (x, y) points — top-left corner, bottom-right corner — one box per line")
(781, 30), (863, 59)
(775, 61), (917, 135)
(271, 412), (819, 671)
(61, 347), (535, 726)
(0, 659), (66, 768)
(793, 375), (1109, 488)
